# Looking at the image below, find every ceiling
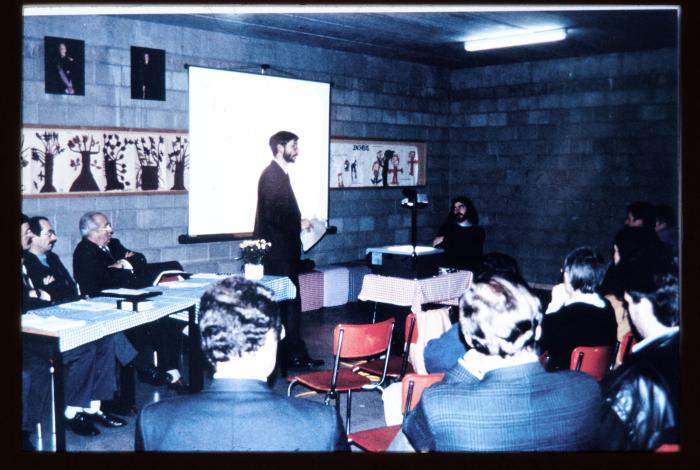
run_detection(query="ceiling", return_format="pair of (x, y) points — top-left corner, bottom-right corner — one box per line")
(120, 8), (679, 69)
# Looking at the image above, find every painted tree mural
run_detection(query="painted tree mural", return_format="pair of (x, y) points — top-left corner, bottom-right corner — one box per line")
(134, 135), (164, 190)
(31, 131), (65, 192)
(167, 136), (189, 190)
(67, 134), (101, 192)
(103, 133), (132, 191)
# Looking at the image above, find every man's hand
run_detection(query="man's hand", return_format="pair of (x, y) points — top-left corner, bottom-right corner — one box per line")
(124, 251), (135, 258)
(432, 236), (444, 247)
(301, 218), (314, 232)
(42, 275), (55, 286)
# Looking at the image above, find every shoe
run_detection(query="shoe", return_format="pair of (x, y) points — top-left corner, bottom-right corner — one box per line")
(100, 400), (138, 416)
(66, 412), (100, 436)
(84, 411), (127, 428)
(167, 378), (189, 395)
(287, 354), (325, 369)
(137, 365), (170, 386)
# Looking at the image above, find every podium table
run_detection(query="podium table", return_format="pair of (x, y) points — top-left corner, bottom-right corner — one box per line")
(358, 270), (473, 309)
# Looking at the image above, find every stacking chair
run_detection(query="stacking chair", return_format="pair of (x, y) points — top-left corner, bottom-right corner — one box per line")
(618, 331), (637, 364)
(287, 318), (395, 435)
(353, 313), (417, 386)
(570, 345), (613, 381)
(348, 372), (444, 452)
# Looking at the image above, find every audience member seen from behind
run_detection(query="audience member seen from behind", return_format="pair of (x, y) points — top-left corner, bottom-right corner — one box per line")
(654, 203), (679, 260)
(624, 201), (656, 230)
(432, 196), (485, 273)
(600, 226), (672, 367)
(539, 247), (617, 372)
(423, 252), (526, 374)
(135, 277), (349, 452)
(599, 261), (679, 451)
(395, 274), (601, 451)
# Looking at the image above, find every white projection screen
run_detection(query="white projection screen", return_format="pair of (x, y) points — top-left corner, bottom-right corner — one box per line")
(188, 66), (330, 238)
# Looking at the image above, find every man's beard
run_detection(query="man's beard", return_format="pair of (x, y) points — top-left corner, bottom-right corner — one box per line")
(453, 212), (466, 222)
(283, 151), (296, 163)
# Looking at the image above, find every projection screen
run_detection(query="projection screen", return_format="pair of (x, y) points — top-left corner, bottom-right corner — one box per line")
(188, 66), (330, 239)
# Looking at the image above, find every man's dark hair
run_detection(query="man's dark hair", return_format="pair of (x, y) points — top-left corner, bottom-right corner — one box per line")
(268, 131), (299, 156)
(655, 204), (676, 228)
(562, 246), (606, 294)
(626, 201), (656, 228)
(21, 213), (29, 224)
(199, 277), (281, 366)
(28, 216), (49, 238)
(623, 263), (679, 328)
(477, 252), (526, 286)
(449, 196), (479, 225)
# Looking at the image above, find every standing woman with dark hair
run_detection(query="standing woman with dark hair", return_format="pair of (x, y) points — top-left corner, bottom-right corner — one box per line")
(432, 196), (485, 272)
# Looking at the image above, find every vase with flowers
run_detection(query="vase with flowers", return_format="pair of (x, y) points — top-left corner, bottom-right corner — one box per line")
(239, 239), (271, 280)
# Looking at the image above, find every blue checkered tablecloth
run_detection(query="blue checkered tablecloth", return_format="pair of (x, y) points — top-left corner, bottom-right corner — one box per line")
(161, 274), (297, 321)
(22, 297), (196, 353)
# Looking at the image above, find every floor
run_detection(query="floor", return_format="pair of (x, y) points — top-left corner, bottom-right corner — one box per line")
(27, 301), (398, 452)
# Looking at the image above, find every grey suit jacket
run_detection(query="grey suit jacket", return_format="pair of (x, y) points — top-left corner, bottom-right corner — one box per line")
(402, 361), (601, 451)
(135, 378), (349, 452)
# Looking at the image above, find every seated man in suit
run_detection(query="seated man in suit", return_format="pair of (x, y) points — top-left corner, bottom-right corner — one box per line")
(73, 211), (186, 392)
(392, 273), (601, 451)
(22, 216), (126, 436)
(539, 247), (617, 371)
(135, 276), (349, 452)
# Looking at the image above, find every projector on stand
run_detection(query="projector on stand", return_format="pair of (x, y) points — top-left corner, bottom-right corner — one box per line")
(366, 245), (444, 279)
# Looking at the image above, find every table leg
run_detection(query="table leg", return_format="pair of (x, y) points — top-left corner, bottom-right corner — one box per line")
(187, 304), (204, 393)
(48, 339), (65, 452)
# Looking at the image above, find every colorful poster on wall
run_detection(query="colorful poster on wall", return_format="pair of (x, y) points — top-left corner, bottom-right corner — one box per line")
(21, 126), (189, 195)
(329, 138), (426, 189)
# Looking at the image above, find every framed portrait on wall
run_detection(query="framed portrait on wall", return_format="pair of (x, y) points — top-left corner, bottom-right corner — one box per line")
(130, 46), (166, 101)
(44, 36), (84, 96)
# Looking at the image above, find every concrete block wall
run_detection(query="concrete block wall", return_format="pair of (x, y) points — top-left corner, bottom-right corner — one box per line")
(22, 15), (452, 275)
(449, 48), (678, 284)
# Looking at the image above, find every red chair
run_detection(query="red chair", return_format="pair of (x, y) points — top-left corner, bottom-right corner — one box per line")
(353, 313), (417, 386)
(618, 331), (637, 364)
(655, 443), (680, 452)
(287, 318), (395, 435)
(570, 345), (613, 381)
(348, 373), (444, 452)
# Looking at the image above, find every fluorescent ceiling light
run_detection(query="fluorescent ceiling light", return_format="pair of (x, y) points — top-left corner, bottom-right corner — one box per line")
(464, 28), (567, 52)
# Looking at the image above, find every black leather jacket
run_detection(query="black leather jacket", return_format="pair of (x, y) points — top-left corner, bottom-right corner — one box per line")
(599, 330), (679, 451)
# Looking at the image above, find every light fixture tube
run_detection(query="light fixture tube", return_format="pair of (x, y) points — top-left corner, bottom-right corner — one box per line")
(464, 28), (566, 52)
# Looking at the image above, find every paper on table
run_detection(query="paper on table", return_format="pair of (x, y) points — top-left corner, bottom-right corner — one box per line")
(101, 288), (154, 296)
(159, 281), (209, 289)
(22, 313), (87, 331)
(58, 299), (116, 312)
(190, 273), (231, 280)
(301, 218), (326, 253)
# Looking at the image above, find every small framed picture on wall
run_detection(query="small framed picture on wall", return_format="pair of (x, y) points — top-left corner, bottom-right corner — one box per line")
(130, 46), (166, 101)
(44, 36), (85, 96)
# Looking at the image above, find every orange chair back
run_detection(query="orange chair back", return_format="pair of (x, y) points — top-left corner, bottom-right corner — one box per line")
(401, 373), (444, 415)
(333, 318), (395, 359)
(619, 331), (637, 364)
(570, 345), (612, 381)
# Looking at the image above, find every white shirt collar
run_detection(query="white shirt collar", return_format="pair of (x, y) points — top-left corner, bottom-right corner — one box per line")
(632, 326), (679, 353)
(563, 291), (607, 309)
(458, 348), (538, 380)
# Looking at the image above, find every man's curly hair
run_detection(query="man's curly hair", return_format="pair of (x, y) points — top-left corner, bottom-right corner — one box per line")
(199, 277), (281, 366)
(459, 274), (542, 358)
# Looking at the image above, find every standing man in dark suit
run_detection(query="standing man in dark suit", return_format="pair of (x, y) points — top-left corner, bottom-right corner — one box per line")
(253, 131), (323, 369)
(135, 276), (349, 451)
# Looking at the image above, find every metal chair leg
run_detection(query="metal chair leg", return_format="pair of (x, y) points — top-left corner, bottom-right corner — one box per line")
(287, 379), (298, 397)
(346, 389), (352, 436)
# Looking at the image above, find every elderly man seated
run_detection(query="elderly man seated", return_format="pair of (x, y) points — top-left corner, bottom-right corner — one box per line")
(390, 273), (601, 451)
(136, 277), (349, 451)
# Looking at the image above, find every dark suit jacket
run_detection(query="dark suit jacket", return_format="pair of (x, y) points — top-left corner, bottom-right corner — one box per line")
(253, 161), (302, 275)
(402, 361), (601, 451)
(23, 250), (80, 304)
(135, 378), (350, 452)
(539, 301), (618, 371)
(72, 238), (146, 297)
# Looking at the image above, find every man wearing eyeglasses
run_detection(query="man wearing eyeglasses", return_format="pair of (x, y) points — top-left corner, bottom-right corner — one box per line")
(22, 215), (127, 436)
